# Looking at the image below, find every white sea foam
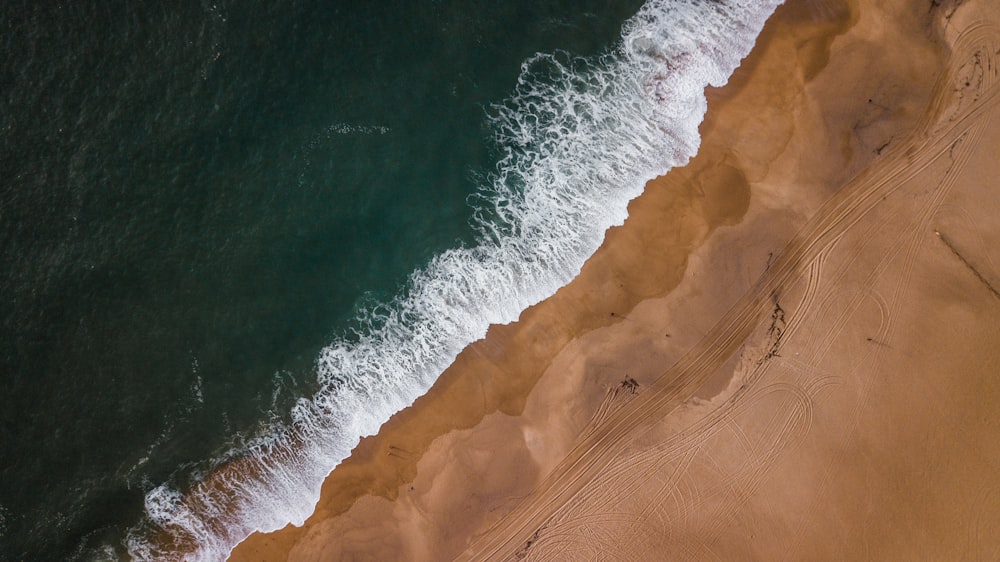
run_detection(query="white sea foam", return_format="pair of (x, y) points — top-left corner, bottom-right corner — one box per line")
(327, 123), (391, 135)
(126, 0), (782, 559)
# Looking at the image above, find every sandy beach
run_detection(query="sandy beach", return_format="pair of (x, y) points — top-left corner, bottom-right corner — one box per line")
(231, 0), (1000, 559)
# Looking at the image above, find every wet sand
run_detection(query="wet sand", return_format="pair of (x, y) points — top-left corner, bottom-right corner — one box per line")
(231, 0), (1000, 559)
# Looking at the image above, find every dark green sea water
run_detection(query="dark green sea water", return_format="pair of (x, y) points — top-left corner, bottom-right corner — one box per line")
(0, 1), (645, 559)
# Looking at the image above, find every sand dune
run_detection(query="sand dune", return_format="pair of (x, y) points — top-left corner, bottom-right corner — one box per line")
(231, 0), (1000, 559)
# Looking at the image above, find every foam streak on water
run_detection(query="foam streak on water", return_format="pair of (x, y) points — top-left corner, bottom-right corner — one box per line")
(127, 0), (781, 559)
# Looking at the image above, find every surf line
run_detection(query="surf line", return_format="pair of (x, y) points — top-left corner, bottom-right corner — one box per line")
(126, 1), (786, 560)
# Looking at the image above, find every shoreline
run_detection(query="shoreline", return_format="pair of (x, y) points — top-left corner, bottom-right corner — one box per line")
(232, 0), (1000, 559)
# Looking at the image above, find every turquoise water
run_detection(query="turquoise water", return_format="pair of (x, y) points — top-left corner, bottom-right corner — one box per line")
(0, 1), (645, 559)
(0, 0), (783, 559)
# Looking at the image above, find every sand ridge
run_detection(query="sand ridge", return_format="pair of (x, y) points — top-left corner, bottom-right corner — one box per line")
(230, 0), (1000, 560)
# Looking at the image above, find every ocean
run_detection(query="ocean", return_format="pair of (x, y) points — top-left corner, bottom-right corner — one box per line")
(0, 0), (779, 559)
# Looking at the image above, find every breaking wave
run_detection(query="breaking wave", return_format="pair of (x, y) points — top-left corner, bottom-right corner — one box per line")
(126, 0), (782, 559)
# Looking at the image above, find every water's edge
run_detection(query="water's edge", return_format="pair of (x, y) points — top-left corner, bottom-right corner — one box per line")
(126, 1), (783, 559)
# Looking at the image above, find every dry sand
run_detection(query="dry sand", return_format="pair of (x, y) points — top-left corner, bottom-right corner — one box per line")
(231, 0), (1000, 559)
